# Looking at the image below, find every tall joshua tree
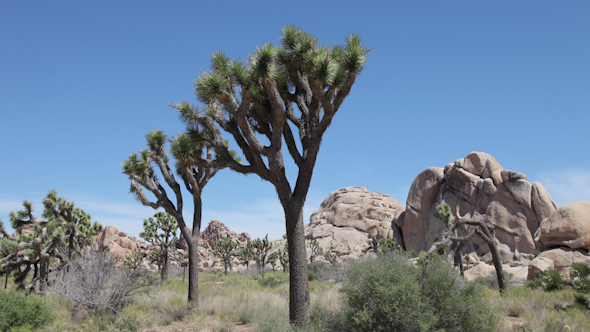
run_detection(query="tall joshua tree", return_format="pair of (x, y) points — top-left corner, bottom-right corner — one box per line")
(122, 126), (235, 305)
(172, 26), (369, 326)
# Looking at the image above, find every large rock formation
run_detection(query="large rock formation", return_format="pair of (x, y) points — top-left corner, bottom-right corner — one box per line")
(537, 202), (590, 251)
(400, 152), (558, 260)
(305, 186), (405, 260)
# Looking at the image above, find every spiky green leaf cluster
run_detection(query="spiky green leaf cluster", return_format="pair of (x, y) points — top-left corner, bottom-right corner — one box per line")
(122, 151), (154, 178)
(438, 203), (452, 226)
(140, 212), (178, 244)
(194, 25), (370, 103)
(9, 200), (34, 230)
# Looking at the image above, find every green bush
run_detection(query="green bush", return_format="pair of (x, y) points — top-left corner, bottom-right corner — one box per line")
(308, 262), (324, 281)
(526, 267), (563, 291)
(332, 252), (498, 332)
(0, 290), (55, 332)
(257, 276), (283, 287)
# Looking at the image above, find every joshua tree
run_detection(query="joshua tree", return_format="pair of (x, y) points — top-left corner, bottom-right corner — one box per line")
(307, 239), (323, 263)
(171, 26), (369, 326)
(323, 252), (337, 265)
(237, 246), (254, 271)
(0, 191), (102, 295)
(122, 127), (235, 305)
(277, 242), (289, 272)
(268, 251), (278, 271)
(248, 235), (272, 277)
(428, 203), (506, 293)
(140, 212), (178, 280)
(208, 237), (239, 275)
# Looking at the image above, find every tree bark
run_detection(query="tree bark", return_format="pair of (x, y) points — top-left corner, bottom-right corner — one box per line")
(162, 243), (169, 281)
(39, 257), (47, 296)
(186, 197), (202, 306)
(285, 201), (310, 327)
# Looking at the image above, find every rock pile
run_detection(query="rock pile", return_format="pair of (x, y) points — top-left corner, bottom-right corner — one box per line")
(399, 151), (557, 260)
(304, 152), (590, 279)
(305, 186), (405, 260)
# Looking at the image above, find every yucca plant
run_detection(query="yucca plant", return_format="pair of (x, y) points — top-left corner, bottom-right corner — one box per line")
(0, 191), (102, 295)
(140, 211), (178, 281)
(172, 25), (370, 327)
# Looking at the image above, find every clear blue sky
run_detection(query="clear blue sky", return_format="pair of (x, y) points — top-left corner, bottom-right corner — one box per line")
(1, 1), (589, 241)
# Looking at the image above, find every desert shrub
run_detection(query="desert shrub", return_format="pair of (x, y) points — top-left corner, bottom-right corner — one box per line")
(0, 290), (55, 331)
(54, 251), (158, 314)
(258, 276), (283, 288)
(308, 262), (324, 281)
(333, 252), (498, 332)
(308, 262), (343, 282)
(418, 254), (499, 331)
(526, 267), (564, 291)
(571, 263), (590, 294)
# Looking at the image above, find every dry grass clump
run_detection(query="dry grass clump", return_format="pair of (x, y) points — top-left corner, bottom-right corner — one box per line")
(487, 285), (590, 332)
(33, 269), (340, 331)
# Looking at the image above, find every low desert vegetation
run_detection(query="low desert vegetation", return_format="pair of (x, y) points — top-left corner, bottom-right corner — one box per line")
(1, 242), (590, 331)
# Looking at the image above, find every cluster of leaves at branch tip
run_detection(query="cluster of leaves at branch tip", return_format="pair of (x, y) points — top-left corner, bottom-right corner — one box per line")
(0, 190), (103, 294)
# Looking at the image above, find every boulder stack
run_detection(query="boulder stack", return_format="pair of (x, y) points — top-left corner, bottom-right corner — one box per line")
(399, 152), (557, 260)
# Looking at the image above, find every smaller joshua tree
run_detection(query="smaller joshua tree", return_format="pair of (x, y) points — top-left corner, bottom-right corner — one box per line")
(209, 237), (239, 275)
(237, 246), (254, 271)
(122, 121), (239, 305)
(277, 242), (289, 272)
(428, 203), (505, 293)
(308, 239), (323, 263)
(140, 212), (178, 280)
(268, 252), (279, 271)
(248, 235), (272, 277)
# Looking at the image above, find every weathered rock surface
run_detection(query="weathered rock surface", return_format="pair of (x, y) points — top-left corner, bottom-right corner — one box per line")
(306, 186), (405, 260)
(401, 151), (556, 259)
(527, 257), (554, 281)
(538, 202), (590, 250)
(537, 247), (590, 274)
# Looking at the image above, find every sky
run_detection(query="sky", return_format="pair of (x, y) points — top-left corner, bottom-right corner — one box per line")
(1, 1), (589, 241)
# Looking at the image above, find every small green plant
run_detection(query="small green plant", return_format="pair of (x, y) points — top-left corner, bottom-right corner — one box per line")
(257, 276), (283, 288)
(526, 267), (564, 291)
(375, 238), (401, 254)
(571, 263), (590, 293)
(324, 252), (337, 265)
(0, 290), (55, 332)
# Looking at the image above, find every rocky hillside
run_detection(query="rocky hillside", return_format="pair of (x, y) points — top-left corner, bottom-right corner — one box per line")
(94, 220), (250, 272)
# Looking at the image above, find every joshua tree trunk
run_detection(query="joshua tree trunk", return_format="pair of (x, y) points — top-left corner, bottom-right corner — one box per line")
(286, 205), (310, 326)
(38, 257), (48, 296)
(161, 243), (169, 281)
